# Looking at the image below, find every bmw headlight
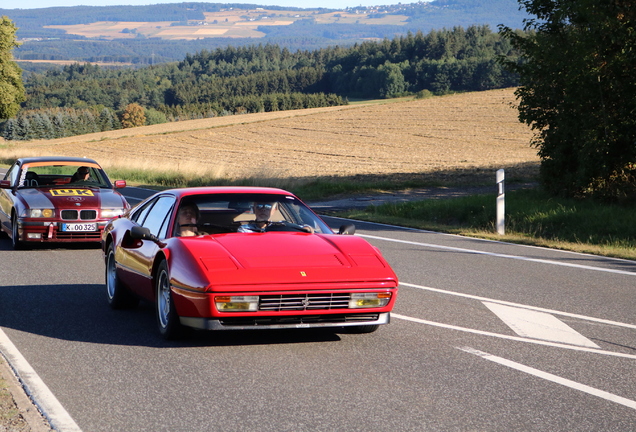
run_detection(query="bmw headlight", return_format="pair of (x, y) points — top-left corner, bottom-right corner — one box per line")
(215, 296), (259, 312)
(101, 208), (126, 218)
(349, 292), (392, 308)
(28, 209), (55, 218)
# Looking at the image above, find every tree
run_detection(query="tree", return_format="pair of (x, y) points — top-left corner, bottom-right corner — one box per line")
(120, 103), (146, 128)
(500, 1), (636, 199)
(377, 61), (407, 98)
(0, 16), (25, 120)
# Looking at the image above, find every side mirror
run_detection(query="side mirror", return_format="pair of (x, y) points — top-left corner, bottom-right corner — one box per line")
(130, 225), (158, 242)
(0, 180), (12, 189)
(338, 224), (356, 235)
(114, 180), (126, 189)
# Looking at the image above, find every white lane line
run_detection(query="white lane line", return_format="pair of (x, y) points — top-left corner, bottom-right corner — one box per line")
(459, 347), (636, 410)
(401, 282), (636, 330)
(358, 234), (636, 276)
(0, 329), (82, 431)
(483, 302), (600, 348)
(391, 313), (636, 360)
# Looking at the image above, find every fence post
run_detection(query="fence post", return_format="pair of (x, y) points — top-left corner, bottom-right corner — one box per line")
(496, 169), (505, 235)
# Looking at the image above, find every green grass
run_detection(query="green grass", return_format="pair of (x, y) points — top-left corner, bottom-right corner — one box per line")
(338, 189), (636, 260)
(5, 160), (631, 260)
(104, 166), (472, 199)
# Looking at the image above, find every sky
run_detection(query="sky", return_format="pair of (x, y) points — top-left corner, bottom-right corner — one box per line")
(2, 0), (413, 10)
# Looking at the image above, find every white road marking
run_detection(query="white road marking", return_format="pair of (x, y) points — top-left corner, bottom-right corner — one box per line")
(358, 234), (636, 276)
(459, 347), (636, 410)
(483, 302), (600, 348)
(401, 282), (636, 330)
(0, 329), (82, 431)
(392, 313), (636, 360)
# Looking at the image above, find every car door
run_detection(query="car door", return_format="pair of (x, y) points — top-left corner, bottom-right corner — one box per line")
(117, 195), (176, 301)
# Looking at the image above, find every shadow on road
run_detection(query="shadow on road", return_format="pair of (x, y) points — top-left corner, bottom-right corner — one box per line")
(0, 283), (342, 348)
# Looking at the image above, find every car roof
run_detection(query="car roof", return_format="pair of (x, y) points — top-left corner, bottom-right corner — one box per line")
(162, 186), (295, 199)
(17, 156), (100, 166)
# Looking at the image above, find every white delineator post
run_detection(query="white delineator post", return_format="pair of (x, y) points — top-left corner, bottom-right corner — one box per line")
(496, 169), (505, 235)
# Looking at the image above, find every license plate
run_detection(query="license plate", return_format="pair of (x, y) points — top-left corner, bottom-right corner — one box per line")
(61, 223), (97, 232)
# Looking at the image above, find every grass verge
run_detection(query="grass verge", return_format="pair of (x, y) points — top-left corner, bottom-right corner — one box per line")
(104, 165), (513, 200)
(4, 160), (630, 260)
(336, 188), (636, 261)
(0, 360), (27, 430)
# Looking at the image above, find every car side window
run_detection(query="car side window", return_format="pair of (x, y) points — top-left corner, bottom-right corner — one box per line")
(130, 199), (156, 225)
(140, 196), (175, 238)
(4, 164), (19, 186)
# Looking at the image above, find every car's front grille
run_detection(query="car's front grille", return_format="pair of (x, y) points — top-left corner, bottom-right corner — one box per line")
(55, 231), (102, 240)
(219, 313), (380, 327)
(61, 210), (97, 220)
(259, 293), (351, 311)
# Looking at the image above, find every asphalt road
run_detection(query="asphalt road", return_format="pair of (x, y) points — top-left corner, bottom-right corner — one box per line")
(1, 183), (636, 431)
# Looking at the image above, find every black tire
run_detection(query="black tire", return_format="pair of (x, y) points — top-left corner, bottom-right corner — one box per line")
(155, 260), (184, 340)
(105, 243), (139, 309)
(341, 324), (380, 334)
(11, 214), (24, 250)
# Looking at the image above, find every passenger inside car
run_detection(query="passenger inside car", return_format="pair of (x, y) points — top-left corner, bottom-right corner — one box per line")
(175, 202), (201, 237)
(23, 171), (39, 187)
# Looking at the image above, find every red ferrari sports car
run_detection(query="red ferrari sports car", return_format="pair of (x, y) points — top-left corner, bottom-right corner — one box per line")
(0, 157), (129, 249)
(102, 187), (398, 339)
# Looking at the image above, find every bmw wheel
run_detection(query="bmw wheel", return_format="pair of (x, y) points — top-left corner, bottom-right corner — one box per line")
(11, 214), (24, 250)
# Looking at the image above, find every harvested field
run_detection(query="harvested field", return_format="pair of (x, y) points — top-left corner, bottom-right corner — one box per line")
(0, 88), (538, 183)
(44, 8), (406, 41)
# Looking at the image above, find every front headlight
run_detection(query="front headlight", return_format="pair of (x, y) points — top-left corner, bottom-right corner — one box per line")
(28, 209), (55, 218)
(215, 296), (259, 312)
(101, 208), (126, 218)
(349, 292), (392, 308)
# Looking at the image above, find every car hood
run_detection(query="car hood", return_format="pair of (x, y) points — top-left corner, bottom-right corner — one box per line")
(18, 187), (127, 210)
(170, 232), (398, 291)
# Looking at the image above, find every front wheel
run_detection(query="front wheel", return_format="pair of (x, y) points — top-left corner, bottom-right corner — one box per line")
(106, 244), (139, 309)
(155, 260), (184, 340)
(340, 325), (380, 334)
(11, 214), (24, 250)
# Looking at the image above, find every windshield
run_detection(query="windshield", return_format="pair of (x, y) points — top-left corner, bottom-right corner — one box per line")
(173, 193), (333, 235)
(18, 163), (112, 189)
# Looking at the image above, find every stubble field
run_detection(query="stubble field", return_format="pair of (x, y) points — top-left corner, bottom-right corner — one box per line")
(0, 88), (539, 185)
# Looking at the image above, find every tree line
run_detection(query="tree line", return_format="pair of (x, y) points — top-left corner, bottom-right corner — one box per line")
(500, 0), (636, 201)
(2, 25), (520, 141)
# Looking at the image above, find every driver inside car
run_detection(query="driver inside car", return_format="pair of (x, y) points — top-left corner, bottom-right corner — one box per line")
(237, 201), (277, 233)
(71, 166), (91, 182)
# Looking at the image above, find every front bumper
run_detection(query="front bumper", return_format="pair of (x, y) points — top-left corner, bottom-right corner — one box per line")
(16, 219), (108, 242)
(180, 312), (390, 330)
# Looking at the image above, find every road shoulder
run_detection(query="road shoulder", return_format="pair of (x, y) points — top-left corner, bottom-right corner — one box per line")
(0, 357), (52, 432)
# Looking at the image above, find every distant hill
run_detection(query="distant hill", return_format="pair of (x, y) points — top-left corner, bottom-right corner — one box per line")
(2, 0), (530, 67)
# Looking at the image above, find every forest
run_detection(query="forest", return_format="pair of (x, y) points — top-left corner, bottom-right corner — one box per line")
(1, 25), (522, 141)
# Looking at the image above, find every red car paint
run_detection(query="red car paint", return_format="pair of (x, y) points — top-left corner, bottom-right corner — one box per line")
(102, 186), (398, 339)
(0, 157), (129, 249)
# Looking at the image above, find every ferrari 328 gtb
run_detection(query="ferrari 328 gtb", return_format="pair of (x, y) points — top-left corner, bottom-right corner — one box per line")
(102, 187), (398, 339)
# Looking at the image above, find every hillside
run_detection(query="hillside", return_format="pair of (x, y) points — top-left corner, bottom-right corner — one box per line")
(2, 0), (530, 66)
(0, 89), (538, 184)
